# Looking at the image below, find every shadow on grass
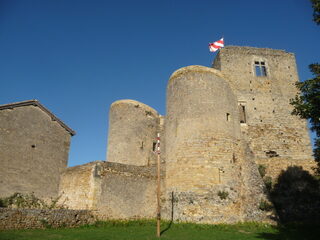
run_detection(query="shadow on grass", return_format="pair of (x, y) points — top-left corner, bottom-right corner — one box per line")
(257, 224), (320, 240)
(161, 191), (174, 236)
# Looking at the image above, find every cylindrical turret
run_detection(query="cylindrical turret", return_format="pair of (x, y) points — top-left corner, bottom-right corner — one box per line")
(107, 99), (160, 166)
(165, 65), (241, 192)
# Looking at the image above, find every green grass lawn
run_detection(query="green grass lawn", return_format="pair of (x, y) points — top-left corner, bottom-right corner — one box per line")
(1, 220), (320, 240)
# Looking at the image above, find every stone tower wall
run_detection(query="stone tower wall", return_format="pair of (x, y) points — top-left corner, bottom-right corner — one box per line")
(0, 105), (71, 198)
(106, 100), (160, 166)
(163, 66), (258, 223)
(213, 46), (315, 177)
(165, 66), (241, 191)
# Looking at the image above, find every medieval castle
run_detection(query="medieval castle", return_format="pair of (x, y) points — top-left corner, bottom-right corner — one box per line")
(0, 46), (316, 223)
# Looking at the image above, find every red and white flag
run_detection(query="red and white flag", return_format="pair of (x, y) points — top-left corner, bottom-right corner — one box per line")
(209, 38), (224, 52)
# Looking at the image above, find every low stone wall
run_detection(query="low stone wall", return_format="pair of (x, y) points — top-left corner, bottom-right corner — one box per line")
(0, 208), (96, 230)
(59, 161), (165, 220)
(59, 161), (102, 210)
(97, 161), (161, 220)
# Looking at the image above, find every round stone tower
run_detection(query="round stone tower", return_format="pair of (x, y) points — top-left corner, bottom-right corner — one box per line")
(164, 65), (244, 222)
(107, 99), (160, 166)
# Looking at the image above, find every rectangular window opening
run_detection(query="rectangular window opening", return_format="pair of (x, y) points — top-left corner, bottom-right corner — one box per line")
(239, 105), (246, 123)
(254, 61), (267, 77)
(255, 66), (262, 76)
(261, 66), (267, 76)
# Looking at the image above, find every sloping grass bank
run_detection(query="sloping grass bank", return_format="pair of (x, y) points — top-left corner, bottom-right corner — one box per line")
(0, 220), (319, 240)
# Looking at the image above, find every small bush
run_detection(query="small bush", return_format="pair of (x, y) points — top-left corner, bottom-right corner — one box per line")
(0, 198), (5, 207)
(263, 176), (273, 192)
(258, 165), (267, 178)
(0, 192), (44, 208)
(39, 219), (52, 229)
(259, 199), (273, 211)
(0, 192), (65, 209)
(217, 191), (229, 200)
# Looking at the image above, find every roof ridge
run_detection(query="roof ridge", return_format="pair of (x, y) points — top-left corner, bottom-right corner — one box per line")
(0, 100), (76, 136)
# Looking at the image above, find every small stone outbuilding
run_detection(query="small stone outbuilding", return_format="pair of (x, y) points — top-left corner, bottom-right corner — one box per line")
(0, 100), (75, 199)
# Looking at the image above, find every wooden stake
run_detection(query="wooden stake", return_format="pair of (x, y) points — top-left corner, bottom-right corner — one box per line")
(156, 134), (161, 237)
(156, 151), (161, 237)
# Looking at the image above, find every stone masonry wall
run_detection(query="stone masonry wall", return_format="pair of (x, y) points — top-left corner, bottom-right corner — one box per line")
(162, 65), (271, 223)
(97, 162), (163, 220)
(165, 66), (240, 192)
(59, 161), (102, 210)
(257, 157), (316, 179)
(0, 105), (71, 199)
(0, 208), (95, 230)
(107, 100), (160, 166)
(160, 136), (271, 223)
(213, 46), (315, 179)
(59, 161), (164, 220)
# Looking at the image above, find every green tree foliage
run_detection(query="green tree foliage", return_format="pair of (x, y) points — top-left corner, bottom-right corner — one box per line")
(291, 64), (320, 171)
(291, 1), (320, 173)
(311, 0), (320, 25)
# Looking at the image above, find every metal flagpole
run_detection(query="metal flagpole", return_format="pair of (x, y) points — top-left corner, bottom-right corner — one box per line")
(156, 133), (161, 237)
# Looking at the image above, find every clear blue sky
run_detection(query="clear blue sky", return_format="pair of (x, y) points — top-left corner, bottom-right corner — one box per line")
(1, 0), (319, 166)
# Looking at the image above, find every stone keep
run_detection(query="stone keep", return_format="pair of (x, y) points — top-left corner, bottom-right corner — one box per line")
(59, 46), (315, 223)
(212, 46), (314, 177)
